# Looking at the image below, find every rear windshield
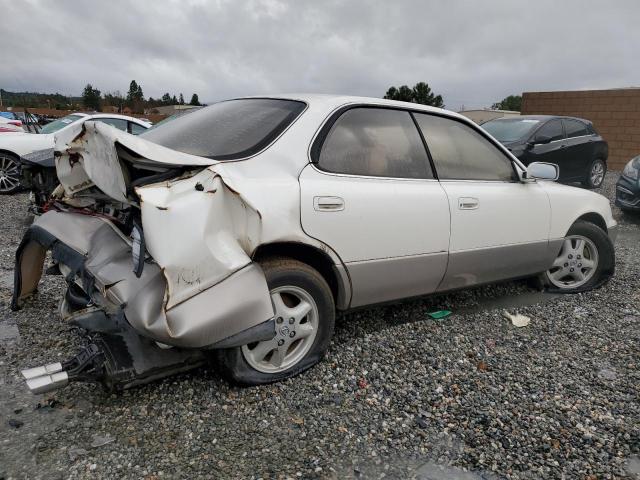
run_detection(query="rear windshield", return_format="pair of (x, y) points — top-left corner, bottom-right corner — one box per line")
(482, 118), (541, 143)
(140, 98), (306, 160)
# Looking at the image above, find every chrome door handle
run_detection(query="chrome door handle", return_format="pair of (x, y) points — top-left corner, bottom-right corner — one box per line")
(314, 196), (345, 211)
(458, 197), (479, 210)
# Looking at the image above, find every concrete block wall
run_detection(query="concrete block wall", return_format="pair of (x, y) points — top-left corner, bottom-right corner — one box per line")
(521, 88), (640, 170)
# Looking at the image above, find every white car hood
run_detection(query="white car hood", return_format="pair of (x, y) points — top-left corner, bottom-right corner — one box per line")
(55, 120), (216, 203)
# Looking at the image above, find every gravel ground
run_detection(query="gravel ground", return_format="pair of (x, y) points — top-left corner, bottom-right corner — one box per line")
(0, 172), (639, 479)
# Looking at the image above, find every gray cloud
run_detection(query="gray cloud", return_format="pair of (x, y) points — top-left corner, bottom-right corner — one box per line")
(1, 0), (639, 109)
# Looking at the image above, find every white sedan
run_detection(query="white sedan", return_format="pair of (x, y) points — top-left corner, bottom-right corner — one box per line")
(0, 113), (151, 193)
(13, 95), (616, 393)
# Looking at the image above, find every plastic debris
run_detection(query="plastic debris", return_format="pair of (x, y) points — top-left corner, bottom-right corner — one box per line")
(90, 434), (115, 448)
(428, 310), (452, 320)
(503, 311), (531, 327)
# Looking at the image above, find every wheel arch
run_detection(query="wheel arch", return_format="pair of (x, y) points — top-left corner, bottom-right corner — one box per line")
(0, 149), (20, 160)
(252, 241), (351, 310)
(575, 212), (608, 233)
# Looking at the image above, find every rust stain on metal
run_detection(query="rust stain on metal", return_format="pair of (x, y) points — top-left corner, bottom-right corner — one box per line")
(206, 189), (217, 194)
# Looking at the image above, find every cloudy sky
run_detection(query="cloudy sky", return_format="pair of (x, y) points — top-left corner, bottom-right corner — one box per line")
(2, 0), (639, 109)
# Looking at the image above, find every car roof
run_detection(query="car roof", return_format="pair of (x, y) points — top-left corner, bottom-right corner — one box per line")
(239, 93), (471, 122)
(494, 114), (592, 124)
(76, 112), (151, 126)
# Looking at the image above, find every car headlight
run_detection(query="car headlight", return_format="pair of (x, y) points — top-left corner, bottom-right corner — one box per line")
(131, 223), (145, 278)
(623, 156), (640, 180)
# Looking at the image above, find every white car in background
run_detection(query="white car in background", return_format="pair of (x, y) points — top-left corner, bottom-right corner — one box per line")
(14, 95), (616, 394)
(0, 116), (25, 133)
(0, 113), (151, 193)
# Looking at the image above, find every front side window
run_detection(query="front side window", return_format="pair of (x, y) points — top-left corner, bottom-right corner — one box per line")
(317, 108), (433, 179)
(482, 118), (541, 143)
(564, 119), (589, 138)
(535, 119), (564, 142)
(140, 98), (306, 160)
(414, 113), (515, 181)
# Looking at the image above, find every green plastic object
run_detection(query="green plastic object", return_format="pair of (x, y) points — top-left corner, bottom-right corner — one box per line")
(428, 310), (452, 319)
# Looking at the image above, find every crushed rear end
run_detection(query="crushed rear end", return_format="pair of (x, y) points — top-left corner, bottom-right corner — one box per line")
(13, 121), (275, 393)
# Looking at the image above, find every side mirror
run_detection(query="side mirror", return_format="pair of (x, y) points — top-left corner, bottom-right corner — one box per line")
(532, 134), (552, 145)
(526, 162), (559, 181)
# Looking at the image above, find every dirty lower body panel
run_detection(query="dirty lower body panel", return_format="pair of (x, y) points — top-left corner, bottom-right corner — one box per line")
(12, 210), (276, 392)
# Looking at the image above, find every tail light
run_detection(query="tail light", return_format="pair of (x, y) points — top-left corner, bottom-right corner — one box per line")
(9, 120), (22, 127)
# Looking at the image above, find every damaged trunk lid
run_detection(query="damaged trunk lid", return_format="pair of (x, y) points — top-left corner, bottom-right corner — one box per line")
(55, 120), (216, 204)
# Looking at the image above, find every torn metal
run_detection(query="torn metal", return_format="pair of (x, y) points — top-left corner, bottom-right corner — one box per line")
(14, 117), (344, 393)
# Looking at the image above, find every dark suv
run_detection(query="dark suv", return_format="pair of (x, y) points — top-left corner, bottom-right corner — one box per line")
(482, 115), (608, 188)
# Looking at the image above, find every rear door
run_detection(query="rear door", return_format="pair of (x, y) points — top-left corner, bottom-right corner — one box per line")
(299, 107), (450, 307)
(413, 113), (552, 291)
(562, 118), (594, 181)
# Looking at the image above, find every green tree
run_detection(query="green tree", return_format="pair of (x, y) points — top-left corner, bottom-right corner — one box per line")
(412, 82), (444, 108)
(189, 93), (200, 106)
(82, 84), (101, 111)
(125, 80), (145, 112)
(103, 90), (124, 112)
(491, 95), (522, 111)
(179, 93), (185, 105)
(172, 95), (178, 104)
(161, 93), (171, 105)
(383, 82), (444, 107)
(383, 86), (399, 100)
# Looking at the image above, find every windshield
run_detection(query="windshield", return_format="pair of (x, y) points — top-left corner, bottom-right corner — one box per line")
(482, 118), (540, 143)
(40, 114), (85, 134)
(140, 98), (306, 160)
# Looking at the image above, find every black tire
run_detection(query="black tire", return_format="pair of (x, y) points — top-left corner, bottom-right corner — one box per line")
(543, 220), (614, 293)
(0, 152), (22, 194)
(582, 158), (607, 189)
(215, 257), (335, 385)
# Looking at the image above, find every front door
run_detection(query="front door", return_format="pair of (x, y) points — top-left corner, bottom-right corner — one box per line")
(299, 107), (450, 307)
(525, 119), (571, 181)
(413, 112), (552, 291)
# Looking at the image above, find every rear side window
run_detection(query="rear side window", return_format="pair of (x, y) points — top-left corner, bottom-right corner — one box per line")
(535, 119), (564, 142)
(414, 113), (515, 181)
(140, 98), (306, 160)
(564, 119), (590, 138)
(98, 118), (128, 131)
(317, 108), (433, 179)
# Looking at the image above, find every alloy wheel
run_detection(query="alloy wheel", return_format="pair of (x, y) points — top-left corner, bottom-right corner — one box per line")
(0, 154), (20, 193)
(590, 161), (605, 188)
(241, 285), (319, 373)
(546, 235), (599, 289)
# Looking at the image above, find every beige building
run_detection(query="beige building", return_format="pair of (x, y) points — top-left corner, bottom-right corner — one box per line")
(458, 109), (520, 124)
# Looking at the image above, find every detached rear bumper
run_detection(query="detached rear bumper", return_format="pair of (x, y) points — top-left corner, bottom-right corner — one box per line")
(13, 210), (275, 349)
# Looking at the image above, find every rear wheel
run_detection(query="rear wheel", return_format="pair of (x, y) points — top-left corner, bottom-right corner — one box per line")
(0, 152), (21, 194)
(582, 158), (606, 189)
(544, 220), (614, 292)
(216, 257), (335, 385)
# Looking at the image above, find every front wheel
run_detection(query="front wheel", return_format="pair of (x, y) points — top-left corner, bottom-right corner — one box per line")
(582, 158), (606, 189)
(544, 220), (614, 292)
(215, 257), (335, 385)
